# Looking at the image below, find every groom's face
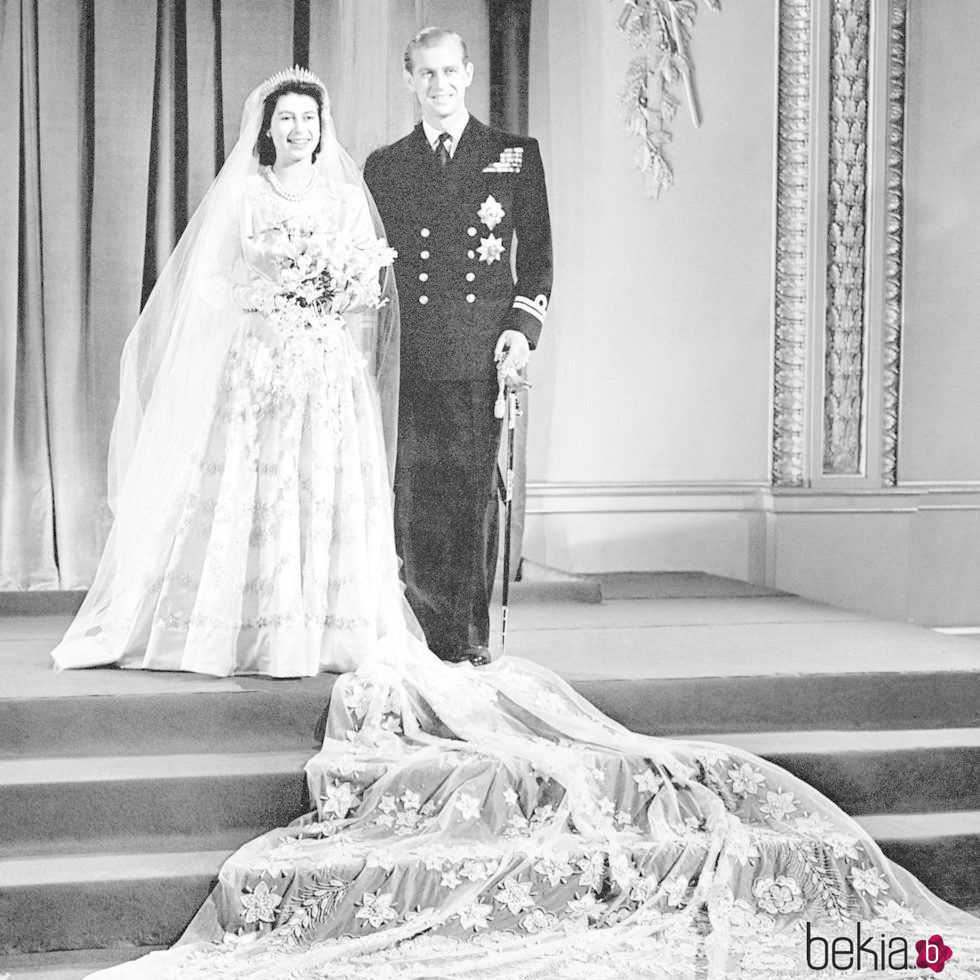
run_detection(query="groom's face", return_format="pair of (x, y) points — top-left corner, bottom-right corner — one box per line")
(404, 38), (473, 124)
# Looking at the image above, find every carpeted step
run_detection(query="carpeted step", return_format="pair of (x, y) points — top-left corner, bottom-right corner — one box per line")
(576, 671), (980, 737)
(856, 811), (980, 912)
(0, 687), (335, 759)
(3, 734), (972, 859)
(0, 849), (231, 954)
(0, 945), (159, 979)
(0, 752), (310, 853)
(4, 670), (978, 764)
(693, 729), (980, 816)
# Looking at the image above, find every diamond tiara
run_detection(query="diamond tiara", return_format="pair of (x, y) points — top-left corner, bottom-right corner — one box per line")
(257, 66), (328, 104)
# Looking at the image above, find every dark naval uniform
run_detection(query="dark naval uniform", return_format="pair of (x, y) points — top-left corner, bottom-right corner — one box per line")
(364, 117), (552, 658)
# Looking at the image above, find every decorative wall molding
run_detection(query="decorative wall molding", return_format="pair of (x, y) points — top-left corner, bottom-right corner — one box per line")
(822, 0), (871, 475)
(525, 481), (768, 515)
(525, 481), (980, 517)
(771, 0), (812, 488)
(526, 481), (769, 497)
(880, 0), (908, 485)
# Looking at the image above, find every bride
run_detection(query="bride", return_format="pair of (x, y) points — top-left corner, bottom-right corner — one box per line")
(58, 69), (977, 978)
(52, 69), (410, 677)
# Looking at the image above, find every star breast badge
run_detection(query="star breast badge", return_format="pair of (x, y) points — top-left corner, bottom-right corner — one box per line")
(477, 234), (505, 265)
(477, 195), (505, 231)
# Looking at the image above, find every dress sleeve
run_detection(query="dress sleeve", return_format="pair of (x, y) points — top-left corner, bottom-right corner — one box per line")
(340, 183), (378, 245)
(196, 177), (251, 311)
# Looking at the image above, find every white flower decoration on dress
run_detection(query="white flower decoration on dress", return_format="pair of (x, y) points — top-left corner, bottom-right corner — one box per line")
(609, 852), (638, 889)
(633, 769), (664, 794)
(504, 813), (530, 837)
(567, 893), (605, 921)
(794, 812), (835, 837)
(533, 854), (573, 886)
(329, 756), (361, 777)
(477, 195), (505, 230)
(240, 881), (282, 924)
(630, 875), (660, 903)
(441, 869), (462, 889)
(759, 790), (798, 821)
(825, 831), (861, 861)
(321, 781), (358, 818)
(576, 852), (605, 890)
(665, 875), (692, 908)
(453, 792), (481, 821)
(725, 821), (760, 865)
(457, 902), (494, 930)
(728, 763), (765, 795)
(728, 898), (775, 937)
(355, 891), (399, 928)
(460, 859), (498, 882)
(851, 866), (890, 897)
(871, 899), (915, 929)
(477, 234), (505, 265)
(752, 875), (805, 915)
(520, 908), (559, 934)
(495, 878), (535, 914)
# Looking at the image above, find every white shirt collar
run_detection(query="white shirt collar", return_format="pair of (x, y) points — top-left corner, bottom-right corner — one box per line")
(422, 114), (470, 158)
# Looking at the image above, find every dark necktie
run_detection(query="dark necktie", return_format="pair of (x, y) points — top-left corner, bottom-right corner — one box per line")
(435, 131), (452, 169)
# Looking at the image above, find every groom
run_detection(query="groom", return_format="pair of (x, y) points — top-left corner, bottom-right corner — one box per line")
(364, 27), (552, 665)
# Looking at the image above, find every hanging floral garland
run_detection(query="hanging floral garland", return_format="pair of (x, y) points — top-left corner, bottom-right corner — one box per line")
(612, 0), (721, 198)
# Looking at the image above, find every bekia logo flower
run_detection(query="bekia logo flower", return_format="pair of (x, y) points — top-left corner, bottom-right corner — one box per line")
(915, 935), (953, 973)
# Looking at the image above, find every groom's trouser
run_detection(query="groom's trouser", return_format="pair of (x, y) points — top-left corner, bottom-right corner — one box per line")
(394, 377), (500, 658)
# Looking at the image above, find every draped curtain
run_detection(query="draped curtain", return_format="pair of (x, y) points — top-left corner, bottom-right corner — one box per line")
(1, 0), (538, 591)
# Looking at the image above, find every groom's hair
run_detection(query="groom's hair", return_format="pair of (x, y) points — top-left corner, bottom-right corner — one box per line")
(403, 27), (469, 73)
(255, 81), (325, 166)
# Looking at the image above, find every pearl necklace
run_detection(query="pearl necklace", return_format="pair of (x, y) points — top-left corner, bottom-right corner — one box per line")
(266, 168), (317, 201)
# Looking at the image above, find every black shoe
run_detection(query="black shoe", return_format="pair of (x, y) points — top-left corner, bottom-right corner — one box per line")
(444, 645), (491, 667)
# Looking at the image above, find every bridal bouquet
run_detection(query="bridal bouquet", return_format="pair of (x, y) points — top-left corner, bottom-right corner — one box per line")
(241, 216), (397, 336)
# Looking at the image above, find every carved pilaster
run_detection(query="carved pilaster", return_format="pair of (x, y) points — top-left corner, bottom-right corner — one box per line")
(881, 0), (907, 485)
(823, 0), (870, 475)
(772, 0), (812, 488)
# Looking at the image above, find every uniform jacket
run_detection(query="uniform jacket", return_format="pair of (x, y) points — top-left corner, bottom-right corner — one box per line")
(364, 117), (552, 380)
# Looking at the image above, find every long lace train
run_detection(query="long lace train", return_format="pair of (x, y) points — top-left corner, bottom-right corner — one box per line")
(93, 645), (979, 979)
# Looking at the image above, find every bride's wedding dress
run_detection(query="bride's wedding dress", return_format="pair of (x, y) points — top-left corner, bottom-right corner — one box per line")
(106, 174), (407, 676)
(53, 70), (977, 978)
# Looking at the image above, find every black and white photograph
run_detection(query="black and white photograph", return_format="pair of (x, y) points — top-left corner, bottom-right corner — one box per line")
(1, 1), (978, 977)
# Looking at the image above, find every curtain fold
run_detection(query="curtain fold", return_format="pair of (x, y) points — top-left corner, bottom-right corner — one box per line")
(0, 0), (523, 591)
(0, 0), (58, 588)
(142, 0), (189, 303)
(36, 0), (101, 588)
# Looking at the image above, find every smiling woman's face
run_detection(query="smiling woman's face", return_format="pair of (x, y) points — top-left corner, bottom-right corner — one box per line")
(269, 92), (320, 167)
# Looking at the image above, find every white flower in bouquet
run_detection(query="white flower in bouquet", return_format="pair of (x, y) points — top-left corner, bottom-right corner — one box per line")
(243, 218), (396, 337)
